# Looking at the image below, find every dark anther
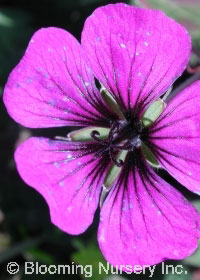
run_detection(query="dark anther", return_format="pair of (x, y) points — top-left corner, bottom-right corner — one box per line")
(90, 118), (144, 168)
(109, 148), (124, 167)
(108, 121), (122, 142)
(94, 77), (102, 91)
(90, 130), (104, 143)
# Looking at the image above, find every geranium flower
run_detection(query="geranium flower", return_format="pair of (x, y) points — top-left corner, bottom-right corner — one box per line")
(3, 3), (200, 268)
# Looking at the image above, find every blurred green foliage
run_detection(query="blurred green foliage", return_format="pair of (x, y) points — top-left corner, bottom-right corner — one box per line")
(72, 238), (108, 280)
(183, 201), (200, 268)
(0, 9), (32, 83)
(134, 0), (200, 65)
(163, 268), (191, 280)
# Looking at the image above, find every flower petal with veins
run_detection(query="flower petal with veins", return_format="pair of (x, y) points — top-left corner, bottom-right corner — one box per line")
(82, 3), (191, 113)
(3, 3), (200, 270)
(150, 81), (200, 194)
(4, 28), (114, 128)
(15, 137), (110, 234)
(98, 165), (200, 267)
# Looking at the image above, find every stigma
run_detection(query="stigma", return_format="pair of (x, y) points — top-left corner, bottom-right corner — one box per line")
(91, 118), (143, 167)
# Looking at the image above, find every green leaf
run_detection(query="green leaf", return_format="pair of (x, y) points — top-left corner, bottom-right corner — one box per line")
(68, 127), (110, 142)
(141, 143), (160, 168)
(72, 239), (108, 280)
(142, 99), (165, 127)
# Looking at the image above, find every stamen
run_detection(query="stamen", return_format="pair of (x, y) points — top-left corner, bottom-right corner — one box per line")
(162, 86), (172, 102)
(99, 185), (110, 208)
(94, 77), (101, 91)
(90, 130), (105, 143)
(95, 77), (125, 119)
(109, 148), (124, 167)
(91, 118), (143, 168)
(109, 121), (120, 142)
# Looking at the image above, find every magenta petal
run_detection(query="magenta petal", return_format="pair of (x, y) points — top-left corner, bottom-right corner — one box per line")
(4, 28), (104, 128)
(15, 137), (106, 234)
(150, 81), (200, 195)
(81, 4), (191, 111)
(98, 167), (200, 268)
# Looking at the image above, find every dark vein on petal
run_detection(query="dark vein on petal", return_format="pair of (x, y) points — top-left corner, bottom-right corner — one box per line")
(133, 17), (163, 116)
(76, 156), (110, 208)
(32, 47), (111, 125)
(151, 95), (200, 129)
(149, 141), (200, 165)
(150, 112), (200, 134)
(149, 136), (200, 140)
(136, 155), (176, 234)
(154, 147), (199, 181)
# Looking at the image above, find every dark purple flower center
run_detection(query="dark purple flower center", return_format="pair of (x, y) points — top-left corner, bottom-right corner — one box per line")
(90, 118), (147, 167)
